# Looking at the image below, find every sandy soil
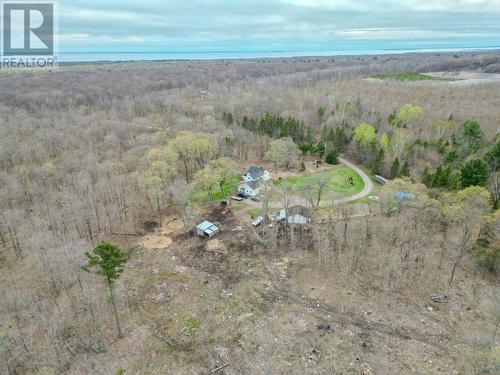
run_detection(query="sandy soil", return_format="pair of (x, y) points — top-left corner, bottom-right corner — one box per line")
(366, 71), (500, 85)
(140, 217), (183, 249)
(426, 71), (500, 84)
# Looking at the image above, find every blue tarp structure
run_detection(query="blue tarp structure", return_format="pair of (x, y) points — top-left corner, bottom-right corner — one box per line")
(395, 191), (415, 201)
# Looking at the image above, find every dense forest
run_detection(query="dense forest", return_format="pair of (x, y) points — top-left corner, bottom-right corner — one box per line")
(1, 52), (499, 374)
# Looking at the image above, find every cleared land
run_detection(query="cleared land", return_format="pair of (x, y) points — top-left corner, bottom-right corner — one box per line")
(369, 72), (458, 81)
(114, 203), (498, 374)
(276, 164), (364, 197)
(190, 175), (240, 203)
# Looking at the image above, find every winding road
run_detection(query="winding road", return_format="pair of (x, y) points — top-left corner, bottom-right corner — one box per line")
(245, 158), (374, 210)
(332, 157), (373, 204)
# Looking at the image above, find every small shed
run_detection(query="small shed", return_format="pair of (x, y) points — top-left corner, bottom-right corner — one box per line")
(278, 209), (287, 222)
(196, 220), (220, 238)
(375, 175), (389, 185)
(287, 205), (312, 225)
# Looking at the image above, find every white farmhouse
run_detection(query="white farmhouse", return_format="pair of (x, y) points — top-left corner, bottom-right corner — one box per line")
(243, 166), (271, 183)
(238, 165), (271, 197)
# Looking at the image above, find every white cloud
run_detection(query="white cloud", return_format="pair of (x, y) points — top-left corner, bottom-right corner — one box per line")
(337, 27), (494, 40)
(56, 0), (500, 50)
(279, 0), (369, 10)
(280, 0), (500, 12)
(55, 33), (91, 41)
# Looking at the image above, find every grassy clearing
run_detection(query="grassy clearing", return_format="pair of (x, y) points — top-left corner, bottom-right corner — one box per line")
(247, 208), (263, 219)
(190, 174), (240, 203)
(370, 72), (457, 81)
(181, 317), (202, 335)
(347, 169), (382, 204)
(232, 201), (250, 211)
(276, 165), (364, 197)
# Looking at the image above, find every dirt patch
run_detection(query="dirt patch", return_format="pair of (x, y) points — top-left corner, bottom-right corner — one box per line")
(140, 217), (183, 249)
(206, 238), (228, 254)
(141, 235), (172, 249)
(426, 71), (500, 84)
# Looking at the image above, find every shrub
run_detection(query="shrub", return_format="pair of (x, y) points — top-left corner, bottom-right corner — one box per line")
(325, 149), (339, 165)
(461, 158), (490, 188)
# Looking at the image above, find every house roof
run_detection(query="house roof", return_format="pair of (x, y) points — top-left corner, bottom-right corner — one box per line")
(246, 165), (266, 179)
(287, 205), (312, 218)
(197, 220), (219, 234)
(288, 214), (309, 225)
(243, 180), (261, 190)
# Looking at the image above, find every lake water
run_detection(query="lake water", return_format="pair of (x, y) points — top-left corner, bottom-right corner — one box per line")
(58, 46), (500, 62)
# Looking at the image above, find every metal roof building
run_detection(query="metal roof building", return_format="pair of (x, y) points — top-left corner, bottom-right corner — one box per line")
(196, 220), (220, 238)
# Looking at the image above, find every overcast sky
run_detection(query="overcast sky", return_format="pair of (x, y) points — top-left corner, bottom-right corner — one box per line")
(58, 0), (500, 52)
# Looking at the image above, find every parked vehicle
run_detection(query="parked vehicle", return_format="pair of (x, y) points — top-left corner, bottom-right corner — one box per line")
(252, 216), (263, 226)
(250, 197), (260, 202)
(231, 195), (243, 201)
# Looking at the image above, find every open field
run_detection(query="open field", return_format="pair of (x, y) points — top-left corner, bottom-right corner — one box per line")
(190, 175), (241, 203)
(425, 71), (500, 85)
(369, 72), (457, 81)
(276, 164), (364, 197)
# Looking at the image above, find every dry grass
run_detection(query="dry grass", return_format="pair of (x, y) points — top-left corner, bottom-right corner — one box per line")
(140, 217), (183, 249)
(64, 204), (499, 374)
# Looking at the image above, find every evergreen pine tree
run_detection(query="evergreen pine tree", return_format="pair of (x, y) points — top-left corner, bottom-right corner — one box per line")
(325, 149), (339, 165)
(82, 242), (127, 338)
(371, 148), (384, 174)
(400, 160), (410, 177)
(461, 158), (490, 188)
(391, 158), (400, 178)
(315, 140), (326, 158)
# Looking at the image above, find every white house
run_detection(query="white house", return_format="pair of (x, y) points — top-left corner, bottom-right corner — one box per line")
(238, 166), (271, 197)
(243, 166), (271, 183)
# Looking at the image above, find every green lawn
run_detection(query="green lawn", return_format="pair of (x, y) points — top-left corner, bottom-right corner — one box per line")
(247, 208), (263, 219)
(190, 174), (240, 203)
(276, 165), (364, 197)
(370, 72), (457, 82)
(232, 201), (250, 211)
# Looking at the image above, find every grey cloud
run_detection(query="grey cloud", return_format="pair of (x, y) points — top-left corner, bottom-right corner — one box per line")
(57, 0), (500, 51)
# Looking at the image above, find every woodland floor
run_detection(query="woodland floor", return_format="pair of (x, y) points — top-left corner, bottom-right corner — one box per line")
(68, 205), (499, 374)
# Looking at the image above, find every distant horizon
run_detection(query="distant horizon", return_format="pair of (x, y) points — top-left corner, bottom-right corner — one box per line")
(58, 46), (500, 63)
(49, 1), (500, 62)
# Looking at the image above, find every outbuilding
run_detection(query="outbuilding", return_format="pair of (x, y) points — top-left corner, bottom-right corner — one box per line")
(196, 220), (220, 238)
(287, 205), (312, 225)
(375, 175), (389, 185)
